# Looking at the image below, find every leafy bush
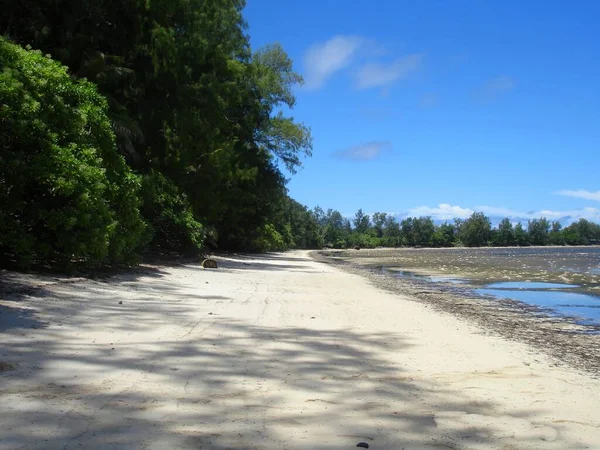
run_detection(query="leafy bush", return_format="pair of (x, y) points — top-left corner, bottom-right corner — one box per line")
(333, 239), (347, 249)
(252, 223), (287, 252)
(140, 170), (205, 254)
(0, 38), (147, 268)
(347, 233), (379, 249)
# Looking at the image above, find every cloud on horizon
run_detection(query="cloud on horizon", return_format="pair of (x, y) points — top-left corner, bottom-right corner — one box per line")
(478, 205), (600, 224)
(401, 203), (600, 225)
(334, 141), (392, 161)
(302, 35), (365, 90)
(557, 189), (600, 202)
(407, 204), (474, 221)
(475, 75), (516, 103)
(355, 54), (424, 90)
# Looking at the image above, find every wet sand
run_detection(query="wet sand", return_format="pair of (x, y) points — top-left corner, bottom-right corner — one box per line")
(321, 247), (600, 294)
(314, 248), (600, 375)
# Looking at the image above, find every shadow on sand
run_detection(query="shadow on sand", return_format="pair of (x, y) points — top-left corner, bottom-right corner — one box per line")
(0, 253), (583, 449)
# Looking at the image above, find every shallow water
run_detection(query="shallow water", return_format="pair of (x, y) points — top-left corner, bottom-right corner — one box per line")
(429, 276), (466, 284)
(476, 288), (600, 324)
(486, 281), (576, 289)
(390, 271), (600, 324)
(330, 246), (600, 326)
(384, 268), (466, 284)
(345, 246), (600, 287)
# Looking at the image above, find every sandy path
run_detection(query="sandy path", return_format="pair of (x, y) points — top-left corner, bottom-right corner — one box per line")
(1, 251), (599, 449)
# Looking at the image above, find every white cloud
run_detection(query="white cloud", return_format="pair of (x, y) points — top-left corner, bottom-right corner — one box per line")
(476, 205), (527, 218)
(303, 35), (365, 90)
(477, 205), (566, 220)
(355, 54), (424, 90)
(538, 207), (600, 222)
(403, 203), (600, 224)
(475, 75), (516, 102)
(557, 189), (600, 202)
(477, 205), (600, 222)
(572, 207), (600, 222)
(334, 141), (392, 161)
(407, 204), (474, 220)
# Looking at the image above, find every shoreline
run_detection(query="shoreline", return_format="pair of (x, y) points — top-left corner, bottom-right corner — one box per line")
(311, 250), (600, 376)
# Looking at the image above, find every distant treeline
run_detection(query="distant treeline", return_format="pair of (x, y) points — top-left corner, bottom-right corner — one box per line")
(311, 208), (600, 249)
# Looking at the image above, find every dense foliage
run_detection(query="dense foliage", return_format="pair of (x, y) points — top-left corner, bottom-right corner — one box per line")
(313, 208), (600, 249)
(0, 38), (147, 268)
(1, 0), (317, 267)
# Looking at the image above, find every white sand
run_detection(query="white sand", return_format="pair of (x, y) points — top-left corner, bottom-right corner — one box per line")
(1, 251), (599, 449)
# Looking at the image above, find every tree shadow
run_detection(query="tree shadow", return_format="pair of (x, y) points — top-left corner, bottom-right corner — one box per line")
(212, 253), (323, 274)
(0, 274), (51, 331)
(0, 268), (225, 335)
(0, 255), (587, 449)
(1, 316), (582, 448)
(0, 304), (46, 332)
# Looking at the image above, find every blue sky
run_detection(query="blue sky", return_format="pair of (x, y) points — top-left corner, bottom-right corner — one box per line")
(244, 1), (600, 224)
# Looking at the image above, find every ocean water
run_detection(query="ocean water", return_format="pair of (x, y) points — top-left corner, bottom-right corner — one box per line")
(373, 247), (600, 325)
(476, 287), (600, 325)
(485, 281), (575, 289)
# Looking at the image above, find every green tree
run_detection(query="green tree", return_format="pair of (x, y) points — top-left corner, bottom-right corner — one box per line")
(549, 221), (564, 245)
(343, 219), (353, 236)
(459, 212), (491, 247)
(136, 3), (311, 250)
(401, 217), (435, 247)
(1, 0), (146, 161)
(452, 218), (465, 246)
(3, 0), (313, 254)
(312, 206), (327, 227)
(412, 217), (436, 247)
(269, 197), (323, 250)
(496, 218), (515, 246)
(562, 226), (580, 245)
(528, 218), (550, 246)
(372, 212), (387, 238)
(383, 216), (401, 246)
(563, 219), (600, 245)
(514, 222), (530, 246)
(140, 170), (204, 253)
(401, 218), (415, 246)
(323, 210), (347, 247)
(433, 222), (456, 247)
(0, 38), (147, 268)
(353, 209), (371, 234)
(252, 44), (313, 172)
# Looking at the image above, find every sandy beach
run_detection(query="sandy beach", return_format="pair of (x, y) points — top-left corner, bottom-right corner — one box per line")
(1, 251), (599, 449)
